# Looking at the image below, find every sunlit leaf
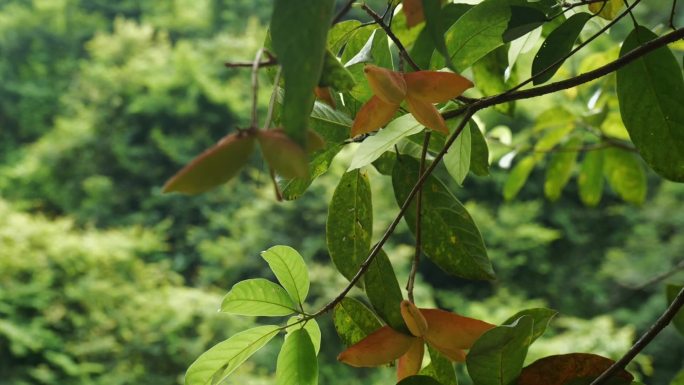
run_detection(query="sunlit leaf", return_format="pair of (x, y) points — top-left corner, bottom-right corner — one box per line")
(333, 298), (383, 346)
(285, 318), (321, 355)
(578, 150), (604, 206)
(185, 325), (279, 385)
(503, 155), (538, 201)
(411, 4), (471, 69)
(276, 329), (318, 385)
(364, 64), (407, 104)
(162, 132), (255, 195)
(337, 325), (416, 367)
(401, 300), (429, 337)
(347, 29), (394, 103)
(350, 95), (400, 137)
(349, 114), (424, 170)
(502, 308), (557, 343)
(603, 148), (646, 205)
(220, 279), (296, 316)
(616, 26), (684, 182)
(364, 249), (408, 332)
(517, 353), (633, 385)
(544, 136), (582, 201)
(405, 95), (449, 134)
(588, 0), (624, 20)
(403, 70), (474, 103)
(261, 245), (309, 306)
(443, 119), (472, 185)
(328, 20), (363, 55)
(326, 170), (372, 284)
(398, 339), (425, 381)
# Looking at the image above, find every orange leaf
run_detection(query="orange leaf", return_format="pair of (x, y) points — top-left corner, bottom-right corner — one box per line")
(421, 308), (495, 352)
(404, 71), (474, 104)
(350, 95), (399, 137)
(162, 132), (255, 195)
(402, 0), (424, 28)
(257, 129), (309, 179)
(314, 86), (336, 108)
(400, 300), (428, 337)
(364, 64), (407, 105)
(405, 95), (449, 134)
(397, 339), (425, 381)
(307, 130), (326, 153)
(517, 353), (633, 385)
(337, 325), (417, 367)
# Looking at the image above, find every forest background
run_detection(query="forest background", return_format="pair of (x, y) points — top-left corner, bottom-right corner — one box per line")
(0, 0), (682, 384)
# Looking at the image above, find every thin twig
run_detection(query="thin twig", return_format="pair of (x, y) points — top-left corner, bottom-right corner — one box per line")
(622, 0), (640, 28)
(407, 132), (431, 303)
(671, 0), (679, 30)
(333, 0), (356, 24)
(590, 286), (684, 385)
(250, 48), (264, 129)
(562, 0), (609, 9)
(361, 3), (420, 71)
(225, 57), (277, 68)
(627, 260), (684, 291)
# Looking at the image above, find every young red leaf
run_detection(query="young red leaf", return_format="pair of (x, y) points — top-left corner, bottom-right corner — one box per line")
(337, 325), (416, 367)
(314, 86), (336, 108)
(517, 353), (633, 385)
(405, 95), (449, 134)
(364, 64), (407, 105)
(401, 300), (429, 337)
(397, 339), (425, 381)
(421, 308), (495, 353)
(404, 71), (474, 103)
(350, 95), (399, 137)
(162, 132), (255, 195)
(402, 0), (424, 28)
(257, 129), (309, 179)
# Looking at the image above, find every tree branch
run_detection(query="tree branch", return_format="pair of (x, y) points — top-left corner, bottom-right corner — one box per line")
(407, 132), (431, 303)
(361, 3), (421, 71)
(590, 286), (684, 385)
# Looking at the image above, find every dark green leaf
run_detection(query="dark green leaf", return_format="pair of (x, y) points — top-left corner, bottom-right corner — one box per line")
(364, 249), (408, 332)
(503, 155), (538, 201)
(666, 285), (684, 337)
(285, 318), (321, 355)
(544, 136), (582, 201)
(333, 297), (383, 346)
(616, 26), (684, 182)
(472, 46), (515, 115)
(603, 148), (646, 205)
(443, 119), (472, 185)
(270, 0), (335, 146)
(470, 121), (490, 176)
(220, 279), (296, 316)
(532, 13), (592, 85)
(276, 329), (318, 385)
(280, 144), (343, 200)
(398, 375), (444, 385)
(671, 369), (684, 385)
(578, 149), (604, 206)
(420, 346), (458, 385)
(185, 325), (279, 385)
(504, 6), (547, 42)
(516, 353), (633, 385)
(502, 308), (558, 343)
(261, 245), (309, 306)
(422, 0), (456, 70)
(319, 49), (355, 91)
(466, 316), (534, 385)
(411, 4), (471, 69)
(326, 170), (373, 283)
(393, 156), (495, 280)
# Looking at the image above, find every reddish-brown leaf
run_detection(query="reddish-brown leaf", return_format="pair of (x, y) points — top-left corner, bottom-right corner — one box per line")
(162, 132), (255, 195)
(397, 339), (425, 381)
(421, 308), (495, 352)
(402, 0), (424, 28)
(314, 86), (336, 108)
(338, 325), (416, 367)
(364, 64), (407, 105)
(516, 353), (633, 385)
(405, 95), (449, 134)
(350, 95), (399, 137)
(404, 71), (474, 104)
(401, 300), (429, 338)
(307, 130), (326, 153)
(257, 129), (309, 179)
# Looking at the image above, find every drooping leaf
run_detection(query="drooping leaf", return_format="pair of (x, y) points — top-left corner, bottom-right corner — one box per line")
(398, 375), (444, 385)
(393, 156), (495, 280)
(443, 118), (472, 185)
(333, 297), (383, 347)
(544, 136), (582, 201)
(666, 285), (684, 337)
(516, 353), (634, 385)
(578, 149), (605, 206)
(364, 249), (408, 332)
(508, 27), (542, 69)
(276, 329), (318, 385)
(470, 121), (490, 176)
(285, 318), (322, 355)
(398, 339), (426, 381)
(420, 346), (458, 385)
(349, 114), (425, 170)
(502, 308), (558, 343)
(220, 279), (296, 316)
(351, 95), (401, 137)
(589, 0), (624, 20)
(466, 316), (534, 385)
(421, 308), (495, 361)
(326, 170), (373, 284)
(503, 155), (538, 201)
(257, 130), (309, 179)
(532, 13), (592, 85)
(406, 95), (449, 134)
(261, 245), (310, 306)
(422, 0), (455, 70)
(401, 300), (429, 337)
(162, 132), (255, 195)
(411, 4), (471, 69)
(337, 325), (416, 367)
(616, 26), (684, 182)
(364, 64), (407, 104)
(185, 325), (280, 385)
(270, 0), (335, 146)
(603, 148), (646, 205)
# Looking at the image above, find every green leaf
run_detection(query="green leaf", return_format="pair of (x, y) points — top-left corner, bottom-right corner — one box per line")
(503, 155), (538, 201)
(328, 20), (362, 54)
(285, 318), (321, 355)
(220, 279), (296, 316)
(470, 121), (490, 176)
(666, 285), (684, 337)
(276, 329), (318, 385)
(319, 49), (355, 91)
(671, 369), (684, 385)
(326, 170), (373, 283)
(531, 13), (592, 85)
(411, 4), (471, 69)
(578, 150), (604, 206)
(310, 100), (353, 141)
(420, 346), (458, 385)
(544, 137), (582, 201)
(437, 0), (511, 71)
(472, 46), (515, 115)
(185, 325), (280, 385)
(162, 133), (255, 195)
(261, 245), (310, 306)
(603, 148), (646, 205)
(393, 156), (495, 280)
(422, 0), (456, 70)
(397, 375), (444, 385)
(346, 29), (393, 103)
(502, 308), (558, 343)
(504, 5), (547, 42)
(364, 249), (408, 332)
(280, 144), (343, 201)
(333, 297), (383, 346)
(443, 119), (472, 185)
(349, 114), (424, 170)
(616, 26), (684, 182)
(270, 0), (335, 146)
(466, 316), (534, 385)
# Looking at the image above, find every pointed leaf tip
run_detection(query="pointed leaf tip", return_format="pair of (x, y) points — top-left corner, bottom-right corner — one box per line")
(421, 308), (495, 353)
(337, 325), (416, 367)
(404, 70), (474, 103)
(351, 95), (399, 137)
(364, 64), (407, 104)
(405, 95), (449, 134)
(401, 300), (429, 337)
